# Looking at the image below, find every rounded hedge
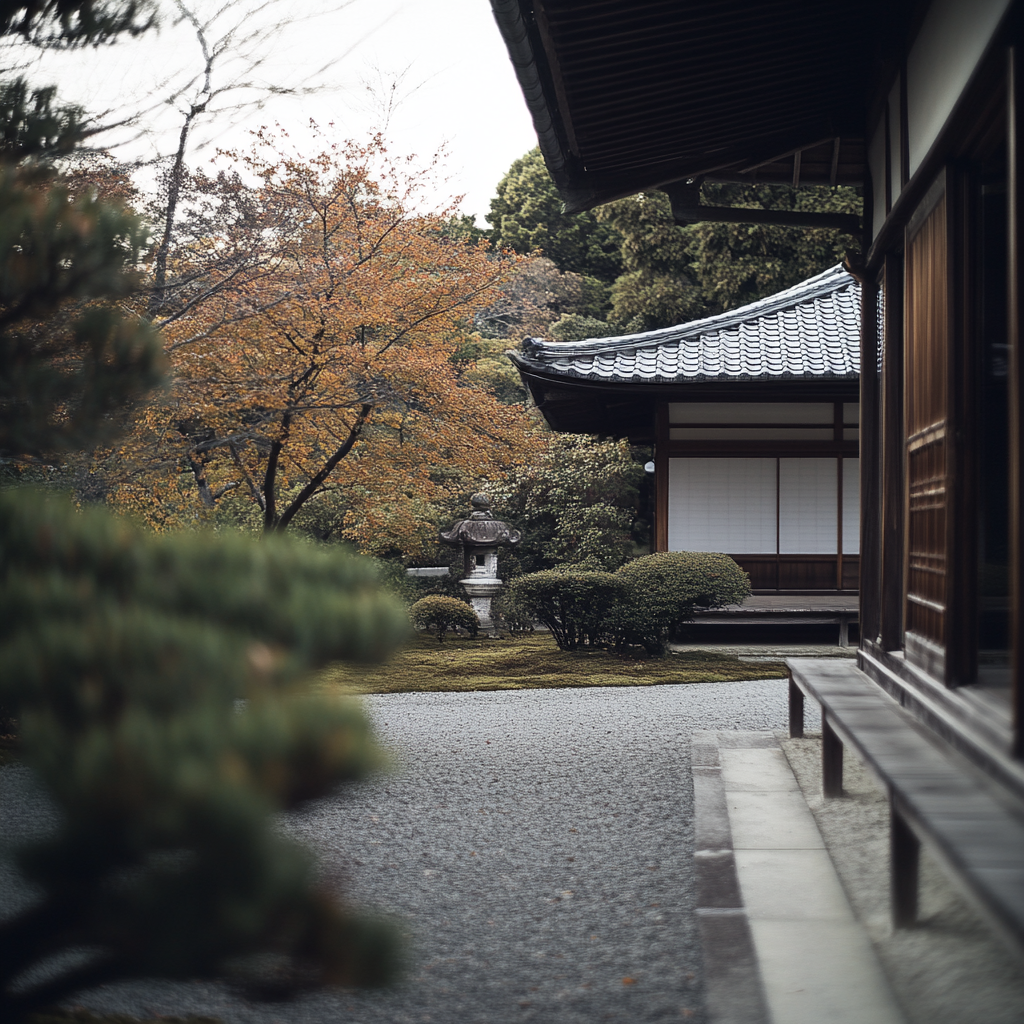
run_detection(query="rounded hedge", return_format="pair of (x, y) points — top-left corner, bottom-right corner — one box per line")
(491, 589), (535, 634)
(410, 595), (479, 641)
(506, 568), (628, 651)
(614, 551), (750, 655)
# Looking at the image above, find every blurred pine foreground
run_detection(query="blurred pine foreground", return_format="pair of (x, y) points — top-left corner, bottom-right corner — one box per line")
(0, 491), (410, 1019)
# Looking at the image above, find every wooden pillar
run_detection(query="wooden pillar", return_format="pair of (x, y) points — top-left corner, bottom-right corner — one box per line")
(655, 402), (669, 552)
(1009, 46), (1024, 756)
(880, 253), (905, 651)
(860, 279), (882, 640)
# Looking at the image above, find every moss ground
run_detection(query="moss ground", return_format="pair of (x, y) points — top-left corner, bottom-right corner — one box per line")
(316, 631), (787, 695)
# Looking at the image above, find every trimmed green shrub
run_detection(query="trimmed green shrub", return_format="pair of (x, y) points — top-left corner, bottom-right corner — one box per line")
(614, 551), (751, 655)
(410, 595), (479, 641)
(491, 588), (535, 635)
(506, 568), (628, 651)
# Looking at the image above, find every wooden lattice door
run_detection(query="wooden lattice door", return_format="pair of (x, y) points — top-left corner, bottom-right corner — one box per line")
(904, 185), (951, 678)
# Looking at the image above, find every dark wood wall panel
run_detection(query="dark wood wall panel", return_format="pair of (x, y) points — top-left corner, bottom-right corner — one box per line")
(842, 556), (861, 591)
(904, 190), (950, 661)
(733, 556), (778, 591)
(779, 557), (841, 591)
(730, 554), (855, 592)
(906, 434), (947, 640)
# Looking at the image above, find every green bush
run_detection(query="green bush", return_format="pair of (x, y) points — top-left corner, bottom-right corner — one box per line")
(491, 587), (535, 635)
(410, 595), (479, 641)
(506, 568), (628, 651)
(614, 551), (750, 655)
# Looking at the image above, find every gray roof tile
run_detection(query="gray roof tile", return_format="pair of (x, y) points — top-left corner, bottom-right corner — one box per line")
(514, 265), (861, 385)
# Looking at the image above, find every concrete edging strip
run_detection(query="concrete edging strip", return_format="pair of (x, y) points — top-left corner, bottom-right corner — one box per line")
(693, 730), (907, 1024)
(692, 730), (771, 1024)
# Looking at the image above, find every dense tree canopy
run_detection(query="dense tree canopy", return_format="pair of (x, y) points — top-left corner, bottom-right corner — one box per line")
(486, 147), (623, 285)
(492, 434), (647, 574)
(683, 181), (862, 309)
(595, 183), (861, 329)
(489, 147), (862, 340)
(595, 189), (704, 331)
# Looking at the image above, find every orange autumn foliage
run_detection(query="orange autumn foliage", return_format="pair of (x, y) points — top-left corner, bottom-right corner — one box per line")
(108, 131), (543, 554)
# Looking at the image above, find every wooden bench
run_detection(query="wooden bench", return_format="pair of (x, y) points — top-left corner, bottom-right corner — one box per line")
(786, 658), (1024, 957)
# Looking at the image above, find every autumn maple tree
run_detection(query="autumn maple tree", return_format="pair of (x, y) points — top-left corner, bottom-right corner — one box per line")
(110, 129), (542, 552)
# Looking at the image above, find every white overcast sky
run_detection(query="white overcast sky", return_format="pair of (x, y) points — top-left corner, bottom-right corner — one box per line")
(10, 0), (539, 224)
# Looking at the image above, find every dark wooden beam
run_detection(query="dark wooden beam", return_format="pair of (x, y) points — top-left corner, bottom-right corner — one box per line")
(663, 182), (862, 233)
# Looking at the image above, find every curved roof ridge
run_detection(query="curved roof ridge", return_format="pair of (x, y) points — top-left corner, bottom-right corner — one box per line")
(520, 264), (854, 359)
(510, 264), (859, 385)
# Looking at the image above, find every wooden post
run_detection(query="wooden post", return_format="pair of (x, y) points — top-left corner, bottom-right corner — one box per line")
(891, 797), (920, 927)
(880, 252), (905, 650)
(822, 713), (844, 797)
(1009, 47), (1024, 756)
(655, 402), (669, 552)
(788, 672), (804, 738)
(860, 276), (882, 640)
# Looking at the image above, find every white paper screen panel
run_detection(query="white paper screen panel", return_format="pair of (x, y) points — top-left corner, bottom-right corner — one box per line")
(668, 402), (833, 424)
(842, 458), (860, 554)
(668, 458), (776, 553)
(779, 458), (837, 554)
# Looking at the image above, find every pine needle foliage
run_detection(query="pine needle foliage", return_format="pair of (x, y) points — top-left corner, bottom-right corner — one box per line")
(0, 490), (409, 1018)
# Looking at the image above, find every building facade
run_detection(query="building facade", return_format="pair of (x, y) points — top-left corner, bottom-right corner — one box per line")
(512, 266), (862, 592)
(492, 0), (1024, 950)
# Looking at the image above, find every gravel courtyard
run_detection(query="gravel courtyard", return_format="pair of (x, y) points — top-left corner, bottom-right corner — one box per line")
(2, 678), (800, 1024)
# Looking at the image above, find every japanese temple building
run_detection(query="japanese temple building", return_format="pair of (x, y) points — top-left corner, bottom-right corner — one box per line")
(492, 0), (1024, 973)
(511, 264), (861, 592)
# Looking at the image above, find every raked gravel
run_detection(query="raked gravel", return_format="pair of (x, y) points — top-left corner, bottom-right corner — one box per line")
(2, 678), (810, 1024)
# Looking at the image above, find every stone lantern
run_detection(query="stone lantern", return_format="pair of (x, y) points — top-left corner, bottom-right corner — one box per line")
(439, 493), (521, 635)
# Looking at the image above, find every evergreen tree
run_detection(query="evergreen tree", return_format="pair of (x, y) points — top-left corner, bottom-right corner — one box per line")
(487, 147), (623, 284)
(485, 148), (861, 338)
(0, 492), (408, 1018)
(493, 435), (646, 574)
(682, 181), (861, 310)
(0, 2), (163, 463)
(0, 4), (407, 1017)
(595, 190), (705, 331)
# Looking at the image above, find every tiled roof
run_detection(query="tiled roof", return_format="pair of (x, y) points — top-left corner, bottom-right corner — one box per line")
(512, 265), (860, 384)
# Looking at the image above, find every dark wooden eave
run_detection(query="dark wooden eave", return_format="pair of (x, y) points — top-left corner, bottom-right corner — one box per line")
(514, 362), (859, 441)
(490, 0), (912, 214)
